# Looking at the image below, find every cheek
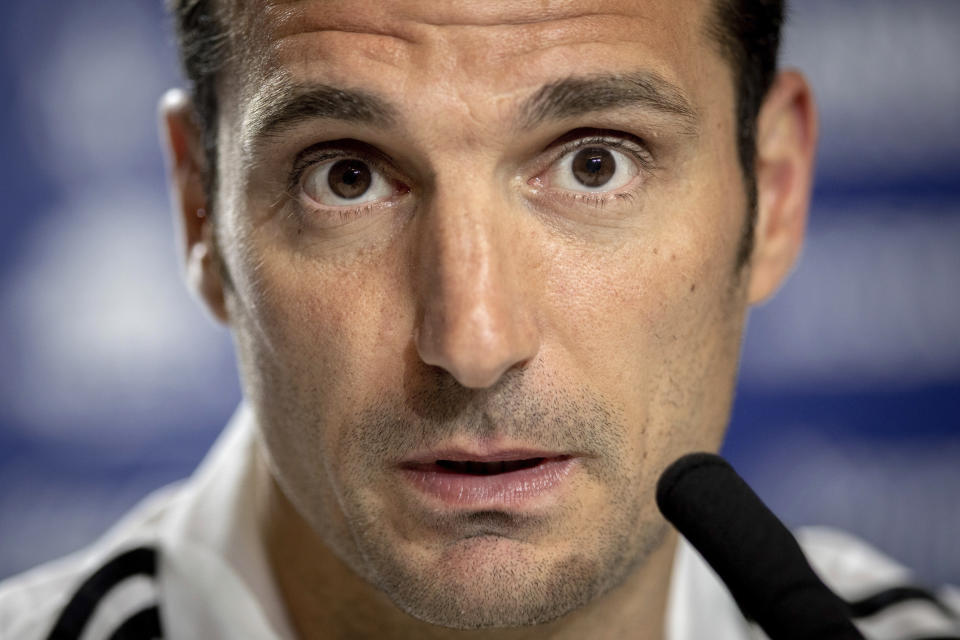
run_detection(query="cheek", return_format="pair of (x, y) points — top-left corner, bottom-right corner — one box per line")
(543, 204), (746, 453)
(547, 237), (737, 367)
(229, 240), (412, 450)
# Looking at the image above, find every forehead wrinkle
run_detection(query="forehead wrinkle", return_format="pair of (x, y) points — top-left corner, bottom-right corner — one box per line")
(263, 0), (419, 44)
(264, 0), (640, 31)
(257, 0), (684, 60)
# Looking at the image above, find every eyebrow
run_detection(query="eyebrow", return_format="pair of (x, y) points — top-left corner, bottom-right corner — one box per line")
(244, 81), (398, 149)
(519, 72), (698, 132)
(243, 70), (697, 153)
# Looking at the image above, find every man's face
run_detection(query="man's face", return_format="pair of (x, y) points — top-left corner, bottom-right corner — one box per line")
(213, 0), (750, 628)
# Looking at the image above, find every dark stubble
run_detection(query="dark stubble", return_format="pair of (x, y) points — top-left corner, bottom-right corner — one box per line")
(331, 366), (670, 629)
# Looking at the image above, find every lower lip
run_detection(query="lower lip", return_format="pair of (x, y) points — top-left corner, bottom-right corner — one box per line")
(398, 457), (576, 508)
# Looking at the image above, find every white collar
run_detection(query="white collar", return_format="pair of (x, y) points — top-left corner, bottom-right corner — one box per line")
(157, 405), (297, 639)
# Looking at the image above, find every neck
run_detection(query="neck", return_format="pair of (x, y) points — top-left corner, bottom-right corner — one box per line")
(258, 461), (677, 640)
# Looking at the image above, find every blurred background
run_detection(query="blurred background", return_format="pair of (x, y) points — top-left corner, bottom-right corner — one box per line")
(1, 1), (957, 586)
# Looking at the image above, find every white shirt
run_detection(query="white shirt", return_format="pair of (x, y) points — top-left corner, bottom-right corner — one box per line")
(2, 406), (959, 639)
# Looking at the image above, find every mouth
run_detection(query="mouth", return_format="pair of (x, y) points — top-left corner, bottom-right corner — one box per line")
(397, 450), (577, 509)
(404, 455), (566, 474)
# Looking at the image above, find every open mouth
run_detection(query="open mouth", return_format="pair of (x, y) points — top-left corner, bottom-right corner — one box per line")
(432, 458), (550, 475)
(402, 456), (571, 476)
(399, 455), (577, 507)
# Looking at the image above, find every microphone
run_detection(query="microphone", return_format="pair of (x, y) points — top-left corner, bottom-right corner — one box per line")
(656, 453), (864, 640)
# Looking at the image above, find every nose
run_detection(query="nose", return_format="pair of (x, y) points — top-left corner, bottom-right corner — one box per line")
(414, 186), (540, 389)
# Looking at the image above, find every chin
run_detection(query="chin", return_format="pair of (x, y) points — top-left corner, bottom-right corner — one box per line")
(383, 552), (604, 629)
(357, 524), (664, 630)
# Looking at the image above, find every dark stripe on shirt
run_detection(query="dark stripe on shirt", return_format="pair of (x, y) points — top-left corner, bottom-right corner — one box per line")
(108, 605), (162, 640)
(847, 585), (959, 621)
(45, 547), (159, 640)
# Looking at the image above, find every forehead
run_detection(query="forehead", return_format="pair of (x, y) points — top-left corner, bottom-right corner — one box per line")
(224, 0), (721, 134)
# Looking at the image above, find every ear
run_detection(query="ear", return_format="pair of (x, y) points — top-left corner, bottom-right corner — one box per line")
(159, 88), (230, 324)
(747, 70), (818, 304)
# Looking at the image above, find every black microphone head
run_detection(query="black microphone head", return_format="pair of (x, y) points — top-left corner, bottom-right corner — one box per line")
(657, 453), (863, 640)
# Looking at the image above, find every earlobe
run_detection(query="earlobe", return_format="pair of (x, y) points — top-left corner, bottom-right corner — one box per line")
(185, 209), (230, 324)
(747, 70), (818, 305)
(159, 88), (230, 324)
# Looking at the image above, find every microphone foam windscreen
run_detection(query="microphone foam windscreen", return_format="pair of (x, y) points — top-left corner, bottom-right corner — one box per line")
(656, 453), (863, 640)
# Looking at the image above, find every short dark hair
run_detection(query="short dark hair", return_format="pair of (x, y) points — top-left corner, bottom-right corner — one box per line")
(168, 0), (228, 204)
(169, 0), (784, 266)
(708, 0), (786, 267)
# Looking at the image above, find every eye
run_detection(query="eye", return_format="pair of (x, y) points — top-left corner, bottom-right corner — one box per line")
(301, 157), (394, 206)
(546, 144), (640, 193)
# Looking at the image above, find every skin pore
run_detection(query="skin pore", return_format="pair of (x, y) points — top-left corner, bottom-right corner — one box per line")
(162, 0), (816, 638)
